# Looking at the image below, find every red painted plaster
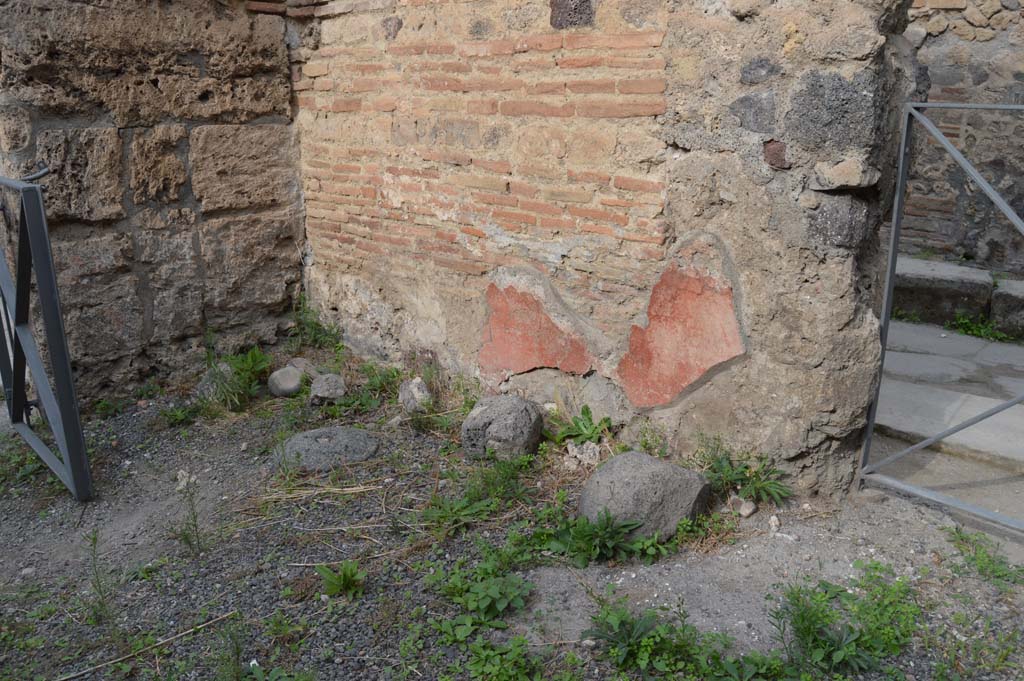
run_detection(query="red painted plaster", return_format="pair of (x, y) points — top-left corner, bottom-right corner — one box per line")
(479, 284), (594, 377)
(617, 265), (744, 408)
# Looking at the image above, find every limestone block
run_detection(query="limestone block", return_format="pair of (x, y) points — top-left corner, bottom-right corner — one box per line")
(130, 125), (187, 204)
(0, 106), (31, 153)
(199, 209), (300, 320)
(36, 128), (124, 222)
(189, 125), (296, 213)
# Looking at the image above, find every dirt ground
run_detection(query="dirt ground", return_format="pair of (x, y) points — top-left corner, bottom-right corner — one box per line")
(1, 373), (1023, 680)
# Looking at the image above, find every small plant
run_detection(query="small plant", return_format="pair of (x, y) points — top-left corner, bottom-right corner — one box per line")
(171, 469), (206, 557)
(554, 405), (612, 445)
(637, 420), (669, 458)
(214, 620), (246, 681)
(265, 610), (304, 646)
(0, 434), (48, 493)
(288, 294), (341, 351)
(207, 347), (273, 411)
(946, 312), (1014, 342)
(892, 307), (922, 323)
(674, 512), (740, 552)
(84, 529), (115, 625)
(464, 454), (533, 506)
(421, 495), (497, 536)
(452, 574), (534, 621)
(547, 509), (643, 568)
(93, 398), (128, 419)
(315, 559), (367, 600)
(466, 636), (543, 681)
(693, 435), (792, 506)
(161, 403), (202, 427)
(945, 526), (1024, 590)
(245, 664), (314, 681)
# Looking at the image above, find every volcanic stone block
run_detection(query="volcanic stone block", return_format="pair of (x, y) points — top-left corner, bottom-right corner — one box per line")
(579, 451), (711, 541)
(36, 128), (124, 222)
(894, 258), (994, 325)
(550, 0), (594, 29)
(280, 426), (382, 472)
(461, 396), (544, 459)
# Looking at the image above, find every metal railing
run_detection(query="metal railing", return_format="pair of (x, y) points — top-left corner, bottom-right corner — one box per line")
(0, 166), (92, 501)
(859, 102), (1024, 532)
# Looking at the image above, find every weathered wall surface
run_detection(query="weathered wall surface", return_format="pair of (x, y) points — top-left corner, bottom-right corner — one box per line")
(900, 0), (1024, 273)
(0, 0), (303, 397)
(281, 0), (916, 493)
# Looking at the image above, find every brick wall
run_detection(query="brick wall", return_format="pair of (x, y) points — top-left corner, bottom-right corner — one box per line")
(900, 0), (1024, 272)
(0, 0), (304, 398)
(270, 0), (916, 493)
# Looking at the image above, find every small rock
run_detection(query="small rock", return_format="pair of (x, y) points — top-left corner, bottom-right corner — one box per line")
(279, 426), (381, 472)
(726, 493), (743, 512)
(268, 366), (303, 397)
(20, 567), (35, 577)
(309, 374), (347, 406)
(460, 395), (544, 459)
(399, 377), (433, 414)
(287, 357), (321, 379)
(739, 499), (758, 518)
(581, 638), (596, 648)
(1002, 0), (1019, 10)
(561, 440), (601, 471)
(579, 451), (711, 541)
(769, 514), (781, 535)
(810, 157), (881, 191)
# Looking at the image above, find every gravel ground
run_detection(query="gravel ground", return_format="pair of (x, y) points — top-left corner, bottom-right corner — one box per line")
(1, 372), (1023, 680)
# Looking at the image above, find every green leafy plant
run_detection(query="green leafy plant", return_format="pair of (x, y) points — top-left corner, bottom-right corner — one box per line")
(946, 312), (1014, 342)
(245, 664), (314, 681)
(466, 636), (543, 681)
(945, 526), (1024, 590)
(693, 435), (792, 506)
(315, 559), (367, 600)
(452, 574), (534, 620)
(288, 294), (341, 351)
(554, 405), (612, 445)
(93, 398), (128, 419)
(464, 454), (533, 506)
(546, 509), (644, 568)
(421, 495), (497, 536)
(161, 403), (202, 427)
(207, 347), (273, 411)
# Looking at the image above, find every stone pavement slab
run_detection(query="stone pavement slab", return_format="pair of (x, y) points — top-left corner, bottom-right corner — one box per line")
(875, 378), (1024, 470)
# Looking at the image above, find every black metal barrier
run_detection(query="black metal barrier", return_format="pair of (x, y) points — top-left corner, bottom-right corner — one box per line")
(0, 166), (92, 501)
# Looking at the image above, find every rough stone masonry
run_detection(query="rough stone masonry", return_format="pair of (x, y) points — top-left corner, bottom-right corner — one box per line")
(288, 0), (919, 494)
(0, 0), (303, 396)
(0, 0), (921, 494)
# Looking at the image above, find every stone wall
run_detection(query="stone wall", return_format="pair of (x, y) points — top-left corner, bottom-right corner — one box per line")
(900, 0), (1024, 273)
(0, 0), (304, 397)
(278, 0), (917, 493)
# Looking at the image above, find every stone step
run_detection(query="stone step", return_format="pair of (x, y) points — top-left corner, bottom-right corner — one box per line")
(992, 278), (1024, 337)
(894, 257), (993, 326)
(875, 378), (1024, 473)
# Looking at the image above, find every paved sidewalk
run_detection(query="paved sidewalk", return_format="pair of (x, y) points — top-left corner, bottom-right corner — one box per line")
(875, 321), (1024, 468)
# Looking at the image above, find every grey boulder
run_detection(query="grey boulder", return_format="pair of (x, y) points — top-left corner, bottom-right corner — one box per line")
(279, 426), (381, 472)
(461, 395), (543, 458)
(309, 373), (347, 406)
(399, 377), (433, 414)
(269, 366), (303, 397)
(287, 357), (321, 379)
(579, 451), (711, 541)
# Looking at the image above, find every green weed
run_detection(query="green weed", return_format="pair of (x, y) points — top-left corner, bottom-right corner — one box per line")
(693, 435), (791, 506)
(207, 347), (273, 412)
(315, 559), (367, 600)
(422, 495), (497, 536)
(466, 636), (543, 681)
(545, 510), (644, 568)
(170, 469), (206, 558)
(84, 529), (116, 626)
(288, 294), (342, 351)
(946, 312), (1014, 342)
(552, 404), (612, 445)
(945, 526), (1024, 590)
